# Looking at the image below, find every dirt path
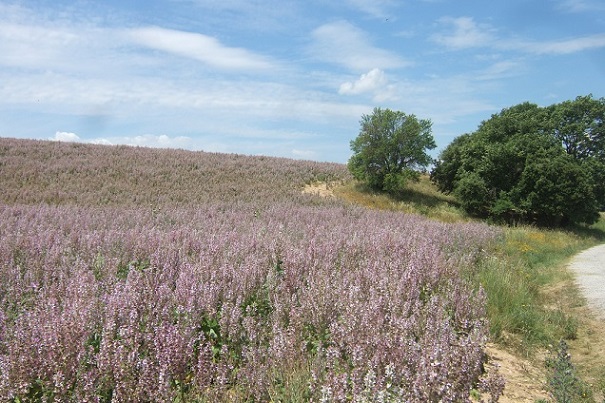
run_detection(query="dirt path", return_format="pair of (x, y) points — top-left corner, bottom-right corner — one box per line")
(568, 244), (605, 320)
(564, 244), (605, 401)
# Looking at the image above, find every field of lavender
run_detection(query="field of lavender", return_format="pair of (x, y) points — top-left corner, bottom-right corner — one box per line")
(0, 138), (504, 402)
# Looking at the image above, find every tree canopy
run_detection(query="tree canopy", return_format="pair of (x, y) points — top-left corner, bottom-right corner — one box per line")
(348, 107), (436, 194)
(431, 95), (605, 226)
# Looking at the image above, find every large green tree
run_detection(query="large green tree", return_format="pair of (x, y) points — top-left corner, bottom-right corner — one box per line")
(549, 95), (605, 209)
(348, 107), (436, 193)
(549, 95), (605, 161)
(431, 95), (604, 226)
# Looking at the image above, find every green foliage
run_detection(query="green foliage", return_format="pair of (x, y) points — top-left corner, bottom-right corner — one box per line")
(546, 340), (594, 402)
(513, 155), (599, 226)
(348, 107), (436, 194)
(549, 95), (605, 162)
(463, 218), (605, 352)
(240, 286), (273, 320)
(453, 171), (490, 217)
(303, 323), (330, 355)
(431, 95), (605, 227)
(336, 174), (466, 222)
(583, 158), (605, 210)
(198, 315), (223, 360)
(116, 257), (152, 279)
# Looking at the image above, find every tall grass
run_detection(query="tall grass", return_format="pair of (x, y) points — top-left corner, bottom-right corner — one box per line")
(482, 223), (604, 351)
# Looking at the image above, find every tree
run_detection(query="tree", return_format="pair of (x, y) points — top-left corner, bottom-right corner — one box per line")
(548, 94), (605, 209)
(548, 95), (605, 161)
(348, 107), (436, 193)
(431, 97), (603, 227)
(511, 154), (599, 226)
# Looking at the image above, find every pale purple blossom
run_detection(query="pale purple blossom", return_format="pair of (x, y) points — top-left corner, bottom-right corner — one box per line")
(0, 138), (503, 401)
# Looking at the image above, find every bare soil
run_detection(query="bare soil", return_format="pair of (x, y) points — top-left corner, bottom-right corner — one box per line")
(302, 182), (337, 198)
(484, 343), (549, 402)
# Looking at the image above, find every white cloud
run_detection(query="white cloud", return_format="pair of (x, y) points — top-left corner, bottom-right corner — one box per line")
(120, 134), (192, 148)
(338, 68), (397, 101)
(127, 26), (275, 70)
(0, 70), (365, 131)
(50, 132), (191, 149)
(431, 17), (496, 50)
(512, 33), (605, 55)
(0, 23), (74, 69)
(52, 131), (80, 142)
(309, 20), (410, 71)
(476, 60), (524, 80)
(90, 138), (113, 146)
(432, 16), (605, 56)
(0, 8), (144, 77)
(339, 68), (388, 95)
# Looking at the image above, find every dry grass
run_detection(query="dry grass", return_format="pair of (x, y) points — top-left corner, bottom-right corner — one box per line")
(334, 175), (469, 222)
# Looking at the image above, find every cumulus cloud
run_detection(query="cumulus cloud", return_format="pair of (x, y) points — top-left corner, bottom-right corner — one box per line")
(128, 26), (274, 70)
(339, 68), (398, 101)
(51, 131), (80, 142)
(50, 132), (192, 149)
(309, 21), (409, 71)
(121, 134), (192, 148)
(339, 68), (387, 95)
(90, 138), (113, 146)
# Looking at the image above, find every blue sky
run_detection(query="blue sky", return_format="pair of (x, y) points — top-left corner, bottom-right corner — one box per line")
(1, 0), (604, 163)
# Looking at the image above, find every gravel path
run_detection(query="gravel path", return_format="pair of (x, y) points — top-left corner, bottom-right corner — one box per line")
(568, 244), (605, 319)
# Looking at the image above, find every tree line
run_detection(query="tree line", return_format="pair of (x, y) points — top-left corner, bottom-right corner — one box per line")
(348, 95), (605, 227)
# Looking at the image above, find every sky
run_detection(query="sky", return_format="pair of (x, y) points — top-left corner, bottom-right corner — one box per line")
(1, 0), (604, 163)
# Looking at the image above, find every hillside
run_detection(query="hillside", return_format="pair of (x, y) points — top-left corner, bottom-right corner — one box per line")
(0, 137), (511, 401)
(0, 138), (350, 208)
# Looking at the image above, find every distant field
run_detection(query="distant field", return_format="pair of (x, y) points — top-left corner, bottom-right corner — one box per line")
(0, 138), (350, 207)
(0, 138), (507, 401)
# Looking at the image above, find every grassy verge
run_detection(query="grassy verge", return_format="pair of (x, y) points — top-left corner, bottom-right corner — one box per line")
(478, 223), (604, 351)
(334, 176), (468, 222)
